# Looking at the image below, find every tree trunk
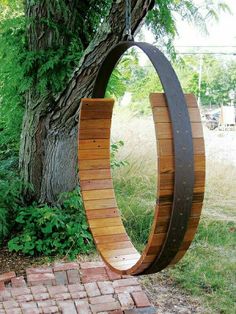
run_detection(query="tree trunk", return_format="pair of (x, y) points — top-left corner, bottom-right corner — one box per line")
(20, 0), (154, 204)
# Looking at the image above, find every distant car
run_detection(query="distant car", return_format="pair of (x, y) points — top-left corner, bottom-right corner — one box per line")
(205, 111), (220, 130)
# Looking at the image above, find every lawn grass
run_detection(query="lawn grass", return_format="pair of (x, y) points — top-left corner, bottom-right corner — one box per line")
(111, 113), (236, 313)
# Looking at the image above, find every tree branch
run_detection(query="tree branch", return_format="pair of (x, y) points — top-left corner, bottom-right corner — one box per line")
(51, 0), (154, 131)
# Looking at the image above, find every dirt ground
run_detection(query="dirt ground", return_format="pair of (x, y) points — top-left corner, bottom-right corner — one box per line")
(140, 273), (207, 314)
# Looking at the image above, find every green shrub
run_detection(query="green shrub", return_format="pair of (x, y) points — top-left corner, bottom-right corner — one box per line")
(111, 140), (128, 169)
(8, 188), (94, 259)
(0, 165), (23, 244)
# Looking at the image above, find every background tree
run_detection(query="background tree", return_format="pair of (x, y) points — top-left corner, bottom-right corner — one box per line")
(0, 0), (230, 203)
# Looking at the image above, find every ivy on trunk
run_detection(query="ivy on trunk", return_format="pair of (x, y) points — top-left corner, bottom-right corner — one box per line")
(19, 0), (155, 203)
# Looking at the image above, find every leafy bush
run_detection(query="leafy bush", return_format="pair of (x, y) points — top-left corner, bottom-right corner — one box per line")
(0, 166), (23, 244)
(8, 188), (94, 259)
(111, 140), (128, 169)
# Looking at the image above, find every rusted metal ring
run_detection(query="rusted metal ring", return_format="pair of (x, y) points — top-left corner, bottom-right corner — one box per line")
(91, 41), (194, 273)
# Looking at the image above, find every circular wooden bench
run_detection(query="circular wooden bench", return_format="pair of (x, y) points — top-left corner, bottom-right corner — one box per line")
(78, 93), (205, 275)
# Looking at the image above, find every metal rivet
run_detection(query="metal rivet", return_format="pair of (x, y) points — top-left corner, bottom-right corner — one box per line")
(179, 212), (183, 216)
(182, 146), (186, 150)
(186, 197), (190, 201)
(173, 239), (176, 242)
(176, 130), (180, 134)
(183, 181), (186, 185)
(177, 198), (181, 201)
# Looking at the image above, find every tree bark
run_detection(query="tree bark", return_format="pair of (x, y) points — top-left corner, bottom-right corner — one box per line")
(20, 0), (155, 204)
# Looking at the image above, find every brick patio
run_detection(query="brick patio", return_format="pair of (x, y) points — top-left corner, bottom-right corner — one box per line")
(0, 261), (157, 314)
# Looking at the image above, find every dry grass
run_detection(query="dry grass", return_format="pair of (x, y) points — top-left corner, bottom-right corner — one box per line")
(111, 109), (236, 222)
(111, 109), (236, 313)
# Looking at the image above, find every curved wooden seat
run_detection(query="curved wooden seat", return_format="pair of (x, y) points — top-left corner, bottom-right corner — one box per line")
(78, 93), (205, 275)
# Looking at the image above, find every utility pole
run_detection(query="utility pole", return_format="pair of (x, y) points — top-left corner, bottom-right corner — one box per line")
(197, 54), (203, 106)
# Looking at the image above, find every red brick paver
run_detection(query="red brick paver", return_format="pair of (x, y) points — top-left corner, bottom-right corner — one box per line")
(0, 260), (156, 313)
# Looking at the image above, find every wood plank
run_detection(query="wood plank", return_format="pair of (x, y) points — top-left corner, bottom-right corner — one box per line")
(98, 241), (133, 251)
(79, 139), (110, 150)
(80, 110), (112, 120)
(188, 217), (200, 228)
(92, 225), (126, 236)
(80, 169), (111, 180)
(155, 122), (203, 139)
(155, 123), (172, 139)
(190, 203), (203, 217)
(156, 204), (172, 217)
(89, 217), (122, 228)
(86, 208), (120, 220)
(150, 93), (198, 108)
(79, 149), (110, 160)
(159, 156), (174, 173)
(158, 139), (174, 156)
(151, 233), (167, 245)
(79, 159), (110, 170)
(159, 173), (174, 190)
(194, 155), (206, 172)
(102, 247), (138, 258)
(142, 254), (157, 264)
(154, 220), (169, 233)
(94, 233), (129, 244)
(153, 107), (202, 123)
(159, 155), (205, 173)
(108, 253), (141, 263)
(110, 258), (140, 268)
(158, 138), (205, 156)
(82, 189), (115, 201)
(80, 179), (113, 191)
(81, 98), (114, 111)
(84, 198), (117, 210)
(159, 171), (205, 189)
(80, 119), (111, 129)
(79, 128), (110, 140)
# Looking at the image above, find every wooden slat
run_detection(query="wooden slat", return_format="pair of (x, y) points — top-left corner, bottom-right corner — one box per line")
(94, 233), (129, 244)
(155, 122), (203, 139)
(86, 208), (120, 220)
(80, 110), (113, 120)
(190, 203), (203, 217)
(159, 171), (205, 190)
(92, 225), (126, 236)
(79, 149), (110, 160)
(80, 119), (111, 129)
(84, 199), (117, 210)
(81, 98), (114, 111)
(82, 189), (115, 201)
(110, 258), (140, 268)
(108, 254), (141, 263)
(151, 233), (167, 245)
(150, 93), (198, 108)
(158, 138), (205, 156)
(102, 248), (137, 262)
(79, 128), (110, 140)
(98, 241), (134, 251)
(159, 155), (205, 173)
(80, 169), (111, 180)
(153, 107), (201, 123)
(79, 159), (110, 170)
(89, 217), (122, 228)
(80, 179), (113, 191)
(79, 139), (110, 150)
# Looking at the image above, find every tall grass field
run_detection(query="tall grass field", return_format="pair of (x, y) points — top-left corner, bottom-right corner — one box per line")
(111, 109), (236, 314)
